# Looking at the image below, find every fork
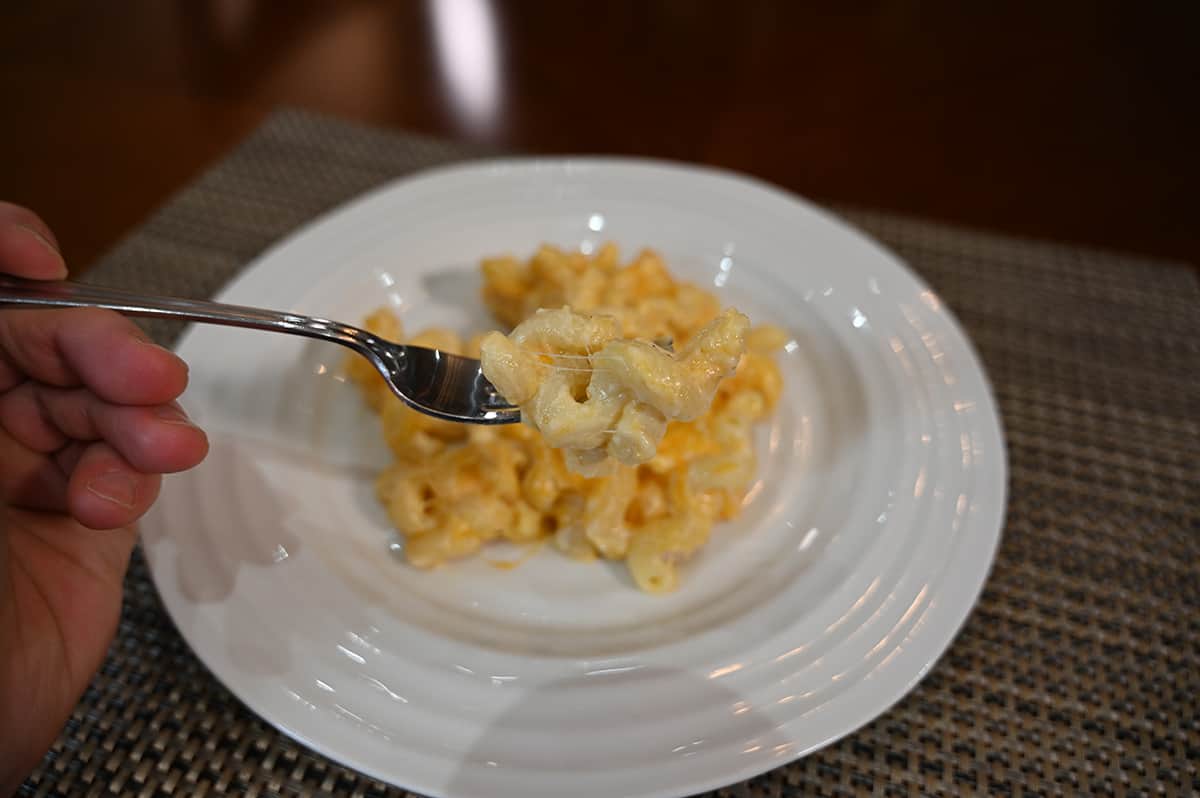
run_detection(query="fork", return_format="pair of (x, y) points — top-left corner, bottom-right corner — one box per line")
(0, 277), (521, 425)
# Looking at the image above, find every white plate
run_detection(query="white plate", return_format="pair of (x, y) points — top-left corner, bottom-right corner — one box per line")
(143, 159), (1006, 798)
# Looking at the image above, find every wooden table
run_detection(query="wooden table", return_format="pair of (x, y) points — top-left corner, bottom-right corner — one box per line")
(3, 1), (1197, 274)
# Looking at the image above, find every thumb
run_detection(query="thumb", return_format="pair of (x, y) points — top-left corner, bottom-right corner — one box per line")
(0, 202), (68, 280)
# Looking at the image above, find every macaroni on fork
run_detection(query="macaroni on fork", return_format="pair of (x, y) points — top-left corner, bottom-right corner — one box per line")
(347, 245), (786, 593)
(479, 306), (749, 475)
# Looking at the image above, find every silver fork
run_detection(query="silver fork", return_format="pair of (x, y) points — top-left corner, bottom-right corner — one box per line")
(0, 277), (521, 425)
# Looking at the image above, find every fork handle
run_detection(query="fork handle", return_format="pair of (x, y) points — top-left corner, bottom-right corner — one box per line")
(0, 276), (375, 352)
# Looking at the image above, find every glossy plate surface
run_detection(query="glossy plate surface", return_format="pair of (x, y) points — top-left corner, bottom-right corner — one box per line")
(142, 159), (1006, 798)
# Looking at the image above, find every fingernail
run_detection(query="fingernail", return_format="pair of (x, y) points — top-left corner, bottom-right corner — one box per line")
(86, 471), (138, 509)
(14, 223), (67, 272)
(155, 403), (198, 427)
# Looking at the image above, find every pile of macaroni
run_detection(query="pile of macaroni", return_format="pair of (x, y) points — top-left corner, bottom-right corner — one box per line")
(347, 244), (786, 593)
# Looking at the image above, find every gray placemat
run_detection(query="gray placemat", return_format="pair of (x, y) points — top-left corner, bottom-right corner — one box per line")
(21, 109), (1200, 797)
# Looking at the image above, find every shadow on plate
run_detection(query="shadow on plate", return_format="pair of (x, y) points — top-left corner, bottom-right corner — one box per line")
(421, 267), (490, 326)
(141, 438), (304, 676)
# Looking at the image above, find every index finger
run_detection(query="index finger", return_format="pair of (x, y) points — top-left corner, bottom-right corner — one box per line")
(0, 307), (188, 404)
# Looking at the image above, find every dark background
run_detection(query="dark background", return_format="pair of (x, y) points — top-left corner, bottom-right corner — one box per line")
(3, 1), (1197, 274)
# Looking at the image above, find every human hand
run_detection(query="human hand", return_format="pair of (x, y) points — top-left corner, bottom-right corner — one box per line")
(0, 203), (209, 791)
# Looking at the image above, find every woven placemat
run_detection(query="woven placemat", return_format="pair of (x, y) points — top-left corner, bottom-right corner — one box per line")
(20, 109), (1199, 797)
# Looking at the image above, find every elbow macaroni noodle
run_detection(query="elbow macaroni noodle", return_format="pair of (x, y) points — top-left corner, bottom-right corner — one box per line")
(348, 244), (786, 593)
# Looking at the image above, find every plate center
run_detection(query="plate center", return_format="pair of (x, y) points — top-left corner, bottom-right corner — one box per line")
(230, 259), (871, 657)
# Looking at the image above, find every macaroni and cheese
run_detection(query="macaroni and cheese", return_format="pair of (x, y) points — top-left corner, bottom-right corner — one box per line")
(348, 245), (785, 593)
(479, 306), (749, 475)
